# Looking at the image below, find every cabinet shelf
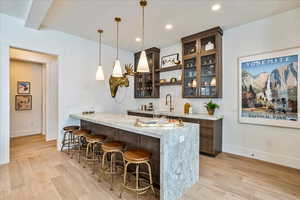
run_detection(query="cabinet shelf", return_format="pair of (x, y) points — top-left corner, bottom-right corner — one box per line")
(156, 81), (182, 86)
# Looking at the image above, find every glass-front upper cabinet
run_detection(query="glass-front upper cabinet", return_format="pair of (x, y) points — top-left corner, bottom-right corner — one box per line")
(200, 54), (217, 97)
(181, 27), (223, 98)
(183, 57), (197, 97)
(183, 40), (197, 56)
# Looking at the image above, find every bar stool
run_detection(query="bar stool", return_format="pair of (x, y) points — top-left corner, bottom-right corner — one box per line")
(84, 134), (107, 174)
(71, 129), (90, 163)
(61, 125), (79, 154)
(120, 149), (155, 199)
(101, 141), (125, 190)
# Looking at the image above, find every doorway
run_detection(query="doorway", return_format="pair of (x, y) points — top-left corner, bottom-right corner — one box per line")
(9, 47), (59, 160)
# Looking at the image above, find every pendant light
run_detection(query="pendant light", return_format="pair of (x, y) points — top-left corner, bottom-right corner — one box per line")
(136, 0), (149, 73)
(96, 29), (105, 80)
(112, 17), (123, 77)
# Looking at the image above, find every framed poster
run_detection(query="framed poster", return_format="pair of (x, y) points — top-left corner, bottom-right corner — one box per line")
(238, 47), (300, 128)
(17, 81), (31, 94)
(161, 53), (179, 68)
(15, 95), (32, 111)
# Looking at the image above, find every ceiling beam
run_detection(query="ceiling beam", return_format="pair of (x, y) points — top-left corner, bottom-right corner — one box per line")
(24, 0), (54, 30)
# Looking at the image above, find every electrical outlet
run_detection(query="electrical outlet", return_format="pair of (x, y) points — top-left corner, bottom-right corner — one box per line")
(179, 135), (185, 143)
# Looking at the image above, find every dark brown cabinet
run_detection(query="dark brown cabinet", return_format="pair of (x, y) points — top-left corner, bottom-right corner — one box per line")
(127, 111), (223, 156)
(134, 47), (160, 98)
(182, 27), (223, 98)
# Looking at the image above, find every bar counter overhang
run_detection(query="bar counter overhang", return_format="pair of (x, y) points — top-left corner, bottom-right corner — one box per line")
(70, 113), (199, 200)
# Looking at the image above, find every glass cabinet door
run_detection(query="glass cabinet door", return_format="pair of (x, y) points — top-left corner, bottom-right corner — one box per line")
(183, 40), (197, 56)
(183, 57), (197, 97)
(199, 54), (217, 97)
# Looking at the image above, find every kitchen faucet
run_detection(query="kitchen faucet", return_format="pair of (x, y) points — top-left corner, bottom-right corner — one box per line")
(165, 94), (174, 112)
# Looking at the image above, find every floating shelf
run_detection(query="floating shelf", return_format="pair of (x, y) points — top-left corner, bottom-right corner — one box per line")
(156, 81), (182, 86)
(155, 65), (182, 72)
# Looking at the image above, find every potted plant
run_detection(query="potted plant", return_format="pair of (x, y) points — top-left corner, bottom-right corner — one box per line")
(205, 100), (219, 115)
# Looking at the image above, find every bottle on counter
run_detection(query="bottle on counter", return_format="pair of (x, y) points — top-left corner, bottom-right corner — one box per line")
(184, 103), (191, 114)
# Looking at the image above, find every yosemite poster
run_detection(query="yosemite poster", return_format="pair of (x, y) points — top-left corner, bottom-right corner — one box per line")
(239, 48), (300, 128)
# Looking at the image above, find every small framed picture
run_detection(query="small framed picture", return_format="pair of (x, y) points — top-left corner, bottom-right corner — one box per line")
(15, 95), (32, 111)
(161, 53), (179, 68)
(17, 81), (31, 94)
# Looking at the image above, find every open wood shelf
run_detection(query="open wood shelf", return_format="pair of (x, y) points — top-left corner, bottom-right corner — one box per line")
(155, 65), (182, 72)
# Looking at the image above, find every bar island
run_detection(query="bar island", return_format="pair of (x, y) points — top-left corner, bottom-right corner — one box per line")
(70, 113), (199, 200)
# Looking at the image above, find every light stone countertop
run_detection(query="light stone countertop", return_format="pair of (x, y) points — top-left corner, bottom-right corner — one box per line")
(70, 112), (198, 139)
(127, 109), (223, 120)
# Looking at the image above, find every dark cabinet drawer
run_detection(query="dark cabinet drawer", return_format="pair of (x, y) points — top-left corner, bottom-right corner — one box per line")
(200, 137), (213, 154)
(199, 120), (214, 128)
(200, 127), (213, 138)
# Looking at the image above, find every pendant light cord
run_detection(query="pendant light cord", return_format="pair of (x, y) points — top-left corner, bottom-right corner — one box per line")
(99, 32), (102, 66)
(142, 4), (145, 49)
(116, 21), (119, 59)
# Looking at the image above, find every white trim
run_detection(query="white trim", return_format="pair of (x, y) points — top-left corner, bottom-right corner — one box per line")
(223, 144), (300, 170)
(10, 130), (42, 138)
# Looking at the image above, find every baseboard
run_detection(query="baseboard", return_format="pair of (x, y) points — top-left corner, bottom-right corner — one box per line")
(223, 144), (300, 170)
(10, 130), (42, 138)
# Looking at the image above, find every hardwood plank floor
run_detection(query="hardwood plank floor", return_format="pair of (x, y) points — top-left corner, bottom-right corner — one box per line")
(1, 134), (299, 200)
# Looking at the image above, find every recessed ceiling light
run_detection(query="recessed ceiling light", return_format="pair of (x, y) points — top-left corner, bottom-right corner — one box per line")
(211, 4), (221, 11)
(165, 24), (173, 30)
(135, 37), (142, 42)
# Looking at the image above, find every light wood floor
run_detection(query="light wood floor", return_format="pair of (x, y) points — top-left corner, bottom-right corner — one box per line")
(0, 134), (299, 200)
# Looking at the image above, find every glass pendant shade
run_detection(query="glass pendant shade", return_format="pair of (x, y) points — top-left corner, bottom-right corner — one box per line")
(137, 50), (149, 72)
(112, 59), (123, 77)
(96, 65), (105, 80)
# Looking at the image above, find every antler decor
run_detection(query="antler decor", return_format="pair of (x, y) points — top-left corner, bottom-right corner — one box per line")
(109, 64), (135, 97)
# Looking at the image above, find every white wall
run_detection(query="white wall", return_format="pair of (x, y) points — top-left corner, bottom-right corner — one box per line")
(0, 14), (133, 164)
(222, 8), (300, 169)
(130, 8), (300, 169)
(10, 60), (43, 137)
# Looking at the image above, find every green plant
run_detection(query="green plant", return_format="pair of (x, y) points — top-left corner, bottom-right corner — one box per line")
(205, 100), (219, 110)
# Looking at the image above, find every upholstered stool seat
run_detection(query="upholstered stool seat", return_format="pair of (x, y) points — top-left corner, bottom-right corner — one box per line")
(85, 135), (106, 143)
(102, 141), (124, 152)
(123, 149), (150, 162)
(63, 125), (79, 132)
(73, 129), (90, 137)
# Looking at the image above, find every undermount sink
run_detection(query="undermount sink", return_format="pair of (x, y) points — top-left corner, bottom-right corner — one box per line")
(134, 118), (184, 127)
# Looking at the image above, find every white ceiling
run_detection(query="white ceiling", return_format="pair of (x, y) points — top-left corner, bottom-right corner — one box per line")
(0, 0), (31, 19)
(1, 0), (300, 52)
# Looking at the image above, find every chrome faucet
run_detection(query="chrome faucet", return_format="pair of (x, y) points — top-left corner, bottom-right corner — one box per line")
(165, 94), (174, 112)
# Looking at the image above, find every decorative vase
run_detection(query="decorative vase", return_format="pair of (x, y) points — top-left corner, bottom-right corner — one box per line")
(207, 108), (215, 115)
